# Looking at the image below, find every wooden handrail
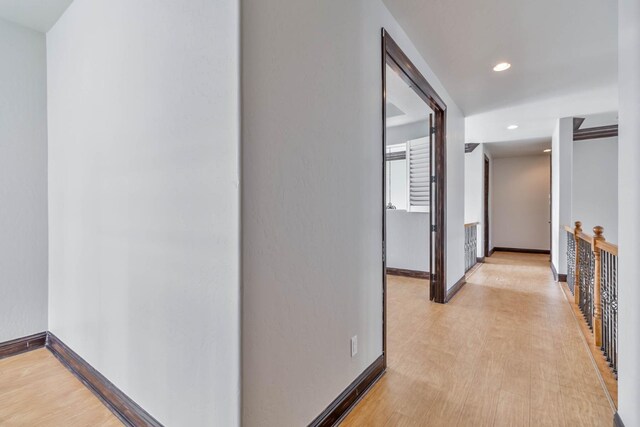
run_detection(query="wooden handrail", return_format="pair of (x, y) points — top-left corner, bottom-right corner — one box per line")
(564, 223), (618, 255)
(464, 222), (480, 227)
(577, 232), (593, 244)
(598, 240), (618, 256)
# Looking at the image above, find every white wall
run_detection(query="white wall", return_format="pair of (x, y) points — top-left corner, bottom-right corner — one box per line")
(386, 210), (429, 271)
(241, 0), (465, 425)
(485, 148), (495, 252)
(617, 0), (640, 424)
(464, 145), (485, 256)
(492, 155), (551, 251)
(572, 137), (618, 243)
(0, 19), (48, 342)
(551, 118), (573, 274)
(386, 121), (429, 146)
(46, 0), (240, 425)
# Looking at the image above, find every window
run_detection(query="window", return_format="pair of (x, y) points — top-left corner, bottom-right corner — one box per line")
(407, 137), (430, 212)
(385, 138), (430, 212)
(386, 143), (407, 210)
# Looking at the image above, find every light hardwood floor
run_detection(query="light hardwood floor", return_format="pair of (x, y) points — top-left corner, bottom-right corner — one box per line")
(341, 252), (615, 427)
(0, 348), (122, 426)
(0, 253), (614, 426)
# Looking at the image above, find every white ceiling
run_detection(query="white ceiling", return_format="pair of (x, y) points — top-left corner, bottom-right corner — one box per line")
(0, 0), (73, 33)
(382, 0), (618, 148)
(579, 111), (619, 128)
(485, 138), (551, 159)
(386, 64), (434, 127)
(465, 85), (618, 144)
(484, 111), (618, 159)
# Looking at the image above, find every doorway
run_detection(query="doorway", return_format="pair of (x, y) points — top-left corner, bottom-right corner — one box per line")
(381, 29), (447, 367)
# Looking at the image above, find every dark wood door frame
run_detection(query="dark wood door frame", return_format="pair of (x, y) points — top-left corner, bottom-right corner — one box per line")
(484, 155), (490, 257)
(308, 28), (449, 427)
(382, 29), (448, 367)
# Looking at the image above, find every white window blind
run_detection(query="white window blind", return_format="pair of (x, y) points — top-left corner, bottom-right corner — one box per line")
(406, 137), (430, 213)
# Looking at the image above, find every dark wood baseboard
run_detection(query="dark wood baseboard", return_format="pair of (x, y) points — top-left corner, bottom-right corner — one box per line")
(488, 248), (495, 257)
(309, 355), (385, 427)
(550, 263), (567, 283)
(386, 268), (430, 280)
(46, 333), (162, 427)
(477, 256), (485, 263)
(0, 332), (47, 360)
(445, 276), (466, 303)
(614, 412), (625, 427)
(493, 247), (550, 255)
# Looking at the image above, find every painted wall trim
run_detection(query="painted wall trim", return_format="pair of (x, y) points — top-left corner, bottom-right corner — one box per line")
(614, 412), (625, 427)
(476, 256), (485, 263)
(308, 355), (385, 427)
(492, 247), (550, 255)
(386, 268), (430, 280)
(46, 333), (163, 427)
(445, 276), (466, 303)
(550, 263), (567, 283)
(0, 332), (47, 360)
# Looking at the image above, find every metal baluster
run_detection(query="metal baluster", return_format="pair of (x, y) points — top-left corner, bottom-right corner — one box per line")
(607, 251), (612, 365)
(566, 230), (575, 294)
(602, 250), (609, 356)
(613, 252), (618, 376)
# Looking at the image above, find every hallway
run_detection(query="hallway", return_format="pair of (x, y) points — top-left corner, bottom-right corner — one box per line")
(342, 252), (614, 426)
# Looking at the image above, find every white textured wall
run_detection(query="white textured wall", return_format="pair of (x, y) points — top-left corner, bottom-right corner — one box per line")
(386, 121), (429, 146)
(551, 118), (573, 274)
(46, 0), (240, 425)
(386, 211), (430, 271)
(0, 19), (48, 342)
(618, 0), (640, 424)
(464, 145), (485, 256)
(241, 0), (465, 425)
(485, 149), (494, 251)
(492, 155), (551, 251)
(572, 137), (618, 243)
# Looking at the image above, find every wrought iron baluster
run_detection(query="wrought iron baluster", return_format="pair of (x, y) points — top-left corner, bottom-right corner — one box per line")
(464, 224), (478, 273)
(612, 252), (618, 376)
(567, 230), (576, 293)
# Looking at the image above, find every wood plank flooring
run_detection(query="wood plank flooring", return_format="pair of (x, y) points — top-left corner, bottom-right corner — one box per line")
(341, 252), (614, 426)
(0, 252), (614, 426)
(0, 348), (122, 426)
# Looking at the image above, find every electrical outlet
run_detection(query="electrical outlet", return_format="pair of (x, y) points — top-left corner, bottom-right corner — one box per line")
(351, 335), (358, 357)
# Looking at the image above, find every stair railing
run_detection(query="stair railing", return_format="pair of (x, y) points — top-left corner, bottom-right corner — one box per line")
(464, 222), (479, 272)
(564, 222), (618, 376)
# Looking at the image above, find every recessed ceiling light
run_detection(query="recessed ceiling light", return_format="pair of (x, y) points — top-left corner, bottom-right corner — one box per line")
(544, 149), (552, 153)
(507, 124), (519, 130)
(493, 62), (511, 72)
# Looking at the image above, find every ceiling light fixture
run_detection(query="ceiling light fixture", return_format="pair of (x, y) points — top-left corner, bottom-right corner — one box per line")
(544, 149), (552, 153)
(493, 62), (511, 72)
(507, 124), (519, 130)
